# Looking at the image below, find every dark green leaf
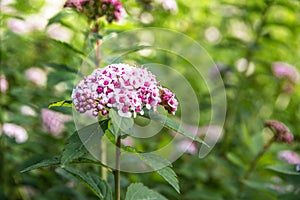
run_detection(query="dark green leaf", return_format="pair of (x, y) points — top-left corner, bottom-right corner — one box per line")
(44, 63), (78, 74)
(47, 71), (74, 86)
(125, 183), (167, 200)
(62, 166), (112, 200)
(21, 157), (61, 173)
(142, 110), (208, 146)
(266, 164), (300, 175)
(61, 119), (109, 164)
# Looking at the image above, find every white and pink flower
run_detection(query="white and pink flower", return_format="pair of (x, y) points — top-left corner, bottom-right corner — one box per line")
(1, 123), (28, 143)
(72, 63), (178, 118)
(41, 109), (72, 137)
(0, 75), (8, 93)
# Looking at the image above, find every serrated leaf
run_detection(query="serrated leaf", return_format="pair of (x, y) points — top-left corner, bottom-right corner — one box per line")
(125, 183), (167, 200)
(137, 153), (179, 193)
(142, 110), (208, 147)
(48, 100), (73, 109)
(157, 167), (180, 193)
(62, 166), (112, 200)
(61, 119), (109, 164)
(21, 157), (61, 173)
(266, 164), (300, 175)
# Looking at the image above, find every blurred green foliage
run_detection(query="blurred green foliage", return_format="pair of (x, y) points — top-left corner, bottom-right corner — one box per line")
(1, 0), (300, 199)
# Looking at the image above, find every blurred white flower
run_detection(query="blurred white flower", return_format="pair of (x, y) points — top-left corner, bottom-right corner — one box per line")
(0, 0), (16, 14)
(46, 24), (73, 42)
(1, 123), (28, 143)
(20, 105), (37, 116)
(24, 67), (47, 86)
(0, 75), (8, 93)
(205, 26), (221, 43)
(156, 0), (178, 13)
(41, 109), (72, 137)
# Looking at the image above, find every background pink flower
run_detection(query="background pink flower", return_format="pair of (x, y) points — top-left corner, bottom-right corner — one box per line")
(1, 123), (28, 143)
(24, 67), (47, 86)
(278, 150), (300, 164)
(41, 109), (72, 137)
(0, 75), (8, 93)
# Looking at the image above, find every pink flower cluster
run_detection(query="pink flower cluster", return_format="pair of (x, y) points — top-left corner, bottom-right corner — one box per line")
(265, 120), (294, 144)
(72, 63), (178, 118)
(64, 0), (123, 23)
(272, 62), (299, 84)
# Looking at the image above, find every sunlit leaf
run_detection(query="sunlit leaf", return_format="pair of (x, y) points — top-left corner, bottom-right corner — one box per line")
(48, 100), (73, 109)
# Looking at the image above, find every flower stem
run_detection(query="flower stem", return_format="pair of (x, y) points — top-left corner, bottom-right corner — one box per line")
(101, 140), (107, 180)
(113, 136), (121, 200)
(95, 39), (101, 68)
(237, 136), (275, 197)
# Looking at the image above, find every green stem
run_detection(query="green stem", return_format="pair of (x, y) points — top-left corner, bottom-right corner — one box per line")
(101, 140), (108, 180)
(237, 136), (275, 197)
(113, 136), (121, 200)
(221, 0), (276, 154)
(0, 136), (5, 196)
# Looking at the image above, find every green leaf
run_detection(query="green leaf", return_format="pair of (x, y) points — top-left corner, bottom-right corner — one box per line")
(266, 164), (300, 175)
(47, 71), (75, 86)
(44, 63), (79, 74)
(157, 167), (180, 193)
(48, 100), (73, 109)
(226, 152), (247, 169)
(109, 109), (134, 139)
(142, 110), (208, 146)
(137, 153), (179, 193)
(125, 183), (167, 200)
(52, 39), (85, 56)
(62, 166), (112, 200)
(47, 10), (74, 26)
(21, 157), (61, 173)
(61, 119), (109, 164)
